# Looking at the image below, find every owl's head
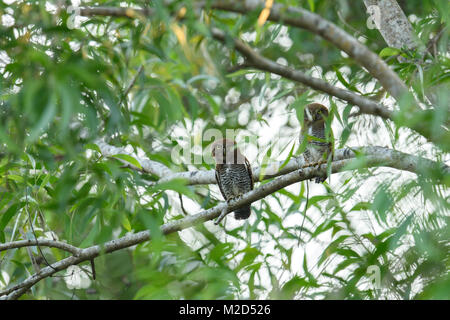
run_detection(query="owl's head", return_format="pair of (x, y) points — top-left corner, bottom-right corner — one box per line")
(211, 139), (244, 164)
(304, 103), (329, 125)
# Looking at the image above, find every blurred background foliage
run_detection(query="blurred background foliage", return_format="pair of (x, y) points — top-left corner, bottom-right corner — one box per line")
(0, 0), (448, 299)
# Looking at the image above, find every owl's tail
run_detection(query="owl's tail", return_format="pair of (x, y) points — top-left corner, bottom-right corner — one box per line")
(234, 205), (251, 220)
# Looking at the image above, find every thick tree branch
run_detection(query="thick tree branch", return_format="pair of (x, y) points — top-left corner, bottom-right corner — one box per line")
(97, 140), (449, 185)
(363, 0), (421, 51)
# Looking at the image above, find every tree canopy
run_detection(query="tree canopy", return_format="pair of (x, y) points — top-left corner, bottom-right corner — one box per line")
(0, 0), (449, 300)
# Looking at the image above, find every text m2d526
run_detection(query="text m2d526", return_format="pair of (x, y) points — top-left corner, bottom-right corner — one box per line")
(223, 304), (271, 315)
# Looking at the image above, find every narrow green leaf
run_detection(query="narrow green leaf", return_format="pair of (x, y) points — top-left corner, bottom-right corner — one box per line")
(111, 154), (142, 169)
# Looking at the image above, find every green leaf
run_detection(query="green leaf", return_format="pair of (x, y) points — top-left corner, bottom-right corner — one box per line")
(279, 276), (309, 299)
(290, 94), (310, 126)
(308, 195), (334, 208)
(39, 173), (52, 192)
(308, 0), (315, 12)
(200, 92), (220, 115)
(333, 66), (360, 93)
(379, 47), (402, 58)
(318, 235), (349, 266)
(7, 174), (24, 183)
(86, 143), (101, 154)
(27, 93), (57, 143)
(350, 202), (371, 211)
(111, 153), (142, 169)
(0, 203), (23, 232)
(278, 141), (296, 172)
(334, 258), (360, 274)
(236, 247), (262, 272)
(302, 253), (318, 286)
(149, 179), (195, 199)
(371, 187), (393, 225)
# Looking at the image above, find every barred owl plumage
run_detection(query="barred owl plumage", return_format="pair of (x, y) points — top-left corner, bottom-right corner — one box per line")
(212, 139), (254, 220)
(299, 103), (334, 183)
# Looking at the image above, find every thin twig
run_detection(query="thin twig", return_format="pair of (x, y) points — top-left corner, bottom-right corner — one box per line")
(226, 62), (251, 73)
(123, 65), (144, 97)
(425, 25), (446, 59)
(178, 193), (188, 216)
(0, 239), (81, 255)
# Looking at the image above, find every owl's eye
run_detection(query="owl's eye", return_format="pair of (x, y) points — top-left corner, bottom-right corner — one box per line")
(316, 111), (325, 121)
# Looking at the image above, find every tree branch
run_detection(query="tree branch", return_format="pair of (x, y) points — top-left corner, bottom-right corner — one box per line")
(363, 0), (421, 51)
(425, 25), (446, 58)
(121, 64), (144, 102)
(0, 239), (81, 256)
(96, 139), (449, 185)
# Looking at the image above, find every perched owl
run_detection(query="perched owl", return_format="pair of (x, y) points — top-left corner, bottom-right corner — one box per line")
(299, 103), (334, 183)
(212, 139), (254, 220)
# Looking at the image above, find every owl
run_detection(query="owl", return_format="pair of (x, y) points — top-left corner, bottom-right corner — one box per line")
(211, 139), (254, 220)
(299, 103), (334, 183)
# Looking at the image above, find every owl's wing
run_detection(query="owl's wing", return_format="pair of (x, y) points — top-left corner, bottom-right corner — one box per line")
(215, 168), (227, 201)
(244, 157), (254, 190)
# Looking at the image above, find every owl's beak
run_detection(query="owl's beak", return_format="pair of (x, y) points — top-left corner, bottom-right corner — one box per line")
(305, 108), (313, 122)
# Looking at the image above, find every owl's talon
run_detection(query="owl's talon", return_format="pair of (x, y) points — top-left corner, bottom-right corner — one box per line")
(304, 161), (328, 183)
(214, 205), (229, 225)
(315, 176), (326, 183)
